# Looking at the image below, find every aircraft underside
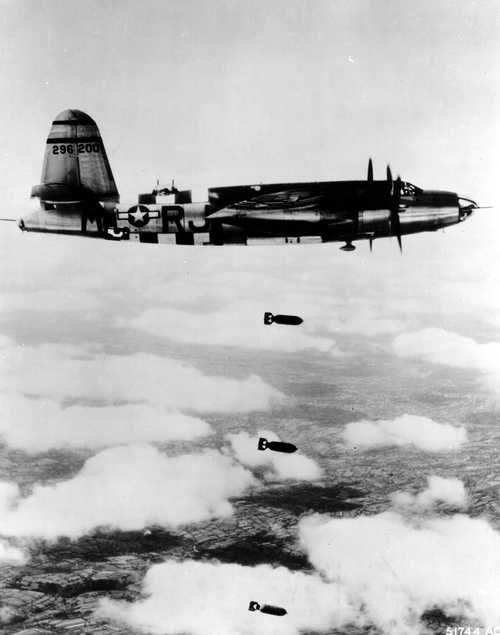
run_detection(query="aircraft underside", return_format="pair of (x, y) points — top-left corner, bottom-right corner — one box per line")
(20, 198), (463, 248)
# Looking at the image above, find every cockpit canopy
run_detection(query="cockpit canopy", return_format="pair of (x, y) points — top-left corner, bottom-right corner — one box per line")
(400, 182), (423, 196)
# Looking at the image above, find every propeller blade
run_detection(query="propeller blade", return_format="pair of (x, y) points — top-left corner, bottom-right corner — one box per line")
(394, 176), (401, 204)
(391, 176), (403, 254)
(396, 233), (403, 254)
(369, 237), (373, 252)
(391, 211), (403, 253)
(386, 165), (393, 192)
(367, 158), (373, 183)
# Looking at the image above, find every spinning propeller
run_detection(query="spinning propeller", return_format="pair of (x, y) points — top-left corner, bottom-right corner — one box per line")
(386, 165), (403, 254)
(364, 159), (404, 253)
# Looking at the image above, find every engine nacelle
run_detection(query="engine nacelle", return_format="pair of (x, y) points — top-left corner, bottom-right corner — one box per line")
(358, 209), (391, 233)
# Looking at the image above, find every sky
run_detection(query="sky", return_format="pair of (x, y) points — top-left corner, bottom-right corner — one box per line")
(1, 0), (499, 206)
(1, 2), (500, 634)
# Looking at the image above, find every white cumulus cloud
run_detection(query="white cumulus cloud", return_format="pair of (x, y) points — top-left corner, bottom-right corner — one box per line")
(0, 540), (27, 566)
(0, 289), (99, 313)
(0, 444), (256, 540)
(323, 312), (405, 336)
(98, 499), (500, 635)
(390, 475), (468, 511)
(129, 302), (343, 356)
(226, 430), (322, 481)
(97, 559), (356, 635)
(0, 395), (212, 453)
(299, 510), (500, 634)
(0, 340), (284, 413)
(0, 484), (27, 564)
(393, 328), (500, 398)
(342, 414), (467, 452)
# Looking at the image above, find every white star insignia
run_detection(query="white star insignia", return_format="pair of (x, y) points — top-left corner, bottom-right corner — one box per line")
(128, 206), (149, 227)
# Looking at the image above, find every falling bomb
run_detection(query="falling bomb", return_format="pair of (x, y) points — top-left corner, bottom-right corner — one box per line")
(258, 437), (297, 454)
(248, 601), (287, 616)
(264, 312), (303, 326)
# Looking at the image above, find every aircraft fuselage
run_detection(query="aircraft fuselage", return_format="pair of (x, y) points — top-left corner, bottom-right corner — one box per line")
(21, 181), (472, 247)
(19, 109), (479, 250)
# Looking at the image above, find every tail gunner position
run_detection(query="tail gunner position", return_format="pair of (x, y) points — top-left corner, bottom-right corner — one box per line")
(19, 109), (482, 252)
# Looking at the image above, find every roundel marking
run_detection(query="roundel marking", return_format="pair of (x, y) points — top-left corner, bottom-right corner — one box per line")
(128, 205), (150, 227)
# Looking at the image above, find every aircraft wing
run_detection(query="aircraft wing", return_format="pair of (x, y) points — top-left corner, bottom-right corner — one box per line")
(207, 207), (322, 223)
(209, 186), (323, 209)
(207, 185), (333, 226)
(206, 186), (358, 229)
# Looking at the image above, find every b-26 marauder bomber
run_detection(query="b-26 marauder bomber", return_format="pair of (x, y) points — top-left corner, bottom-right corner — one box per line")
(18, 109), (482, 252)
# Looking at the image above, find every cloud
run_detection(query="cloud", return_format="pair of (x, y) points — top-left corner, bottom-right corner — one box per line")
(341, 414), (467, 452)
(2, 213), (500, 340)
(0, 540), (26, 566)
(299, 510), (500, 634)
(0, 484), (27, 564)
(0, 444), (256, 540)
(487, 315), (500, 330)
(99, 497), (500, 635)
(128, 302), (343, 356)
(0, 395), (212, 453)
(0, 289), (99, 313)
(0, 483), (27, 563)
(0, 334), (15, 349)
(132, 279), (407, 350)
(393, 328), (500, 370)
(393, 328), (500, 397)
(0, 482), (21, 517)
(226, 430), (322, 481)
(97, 559), (356, 635)
(0, 340), (284, 414)
(131, 216), (500, 333)
(390, 475), (468, 511)
(322, 312), (405, 336)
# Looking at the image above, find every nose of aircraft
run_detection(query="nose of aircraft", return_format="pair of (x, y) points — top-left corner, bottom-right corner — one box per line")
(417, 190), (459, 206)
(458, 195), (478, 220)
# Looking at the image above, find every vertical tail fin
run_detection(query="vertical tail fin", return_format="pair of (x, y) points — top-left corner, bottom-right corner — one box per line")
(23, 110), (119, 235)
(40, 109), (119, 205)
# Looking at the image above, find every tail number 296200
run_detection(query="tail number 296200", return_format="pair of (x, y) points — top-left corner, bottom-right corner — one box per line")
(52, 143), (100, 155)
